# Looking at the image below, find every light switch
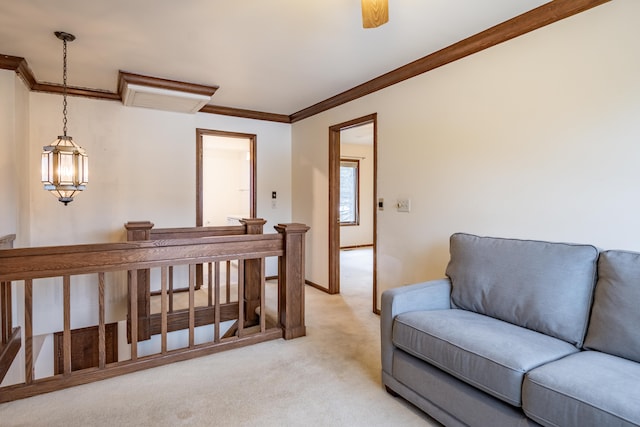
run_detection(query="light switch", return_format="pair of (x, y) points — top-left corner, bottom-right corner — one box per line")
(397, 199), (411, 213)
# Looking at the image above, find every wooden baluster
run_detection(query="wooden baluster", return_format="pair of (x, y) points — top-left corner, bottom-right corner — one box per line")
(98, 273), (106, 369)
(24, 279), (33, 384)
(225, 261), (231, 303)
(214, 262), (221, 343)
(168, 266), (174, 313)
(1, 281), (10, 344)
(129, 272), (138, 361)
(260, 258), (266, 333)
(275, 223), (310, 340)
(237, 261), (244, 337)
(207, 263), (213, 307)
(63, 276), (71, 376)
(189, 264), (195, 348)
(161, 266), (168, 354)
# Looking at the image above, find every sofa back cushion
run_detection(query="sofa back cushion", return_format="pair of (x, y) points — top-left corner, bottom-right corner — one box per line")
(446, 233), (598, 346)
(584, 250), (640, 362)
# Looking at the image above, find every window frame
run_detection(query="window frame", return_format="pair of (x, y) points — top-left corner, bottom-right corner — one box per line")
(339, 158), (360, 226)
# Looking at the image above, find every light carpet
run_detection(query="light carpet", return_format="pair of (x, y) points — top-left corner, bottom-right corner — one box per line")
(0, 249), (439, 426)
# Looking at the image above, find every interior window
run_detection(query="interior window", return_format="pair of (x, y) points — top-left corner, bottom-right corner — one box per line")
(340, 159), (359, 225)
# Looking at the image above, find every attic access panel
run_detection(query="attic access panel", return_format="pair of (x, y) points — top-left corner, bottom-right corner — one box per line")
(118, 71), (219, 114)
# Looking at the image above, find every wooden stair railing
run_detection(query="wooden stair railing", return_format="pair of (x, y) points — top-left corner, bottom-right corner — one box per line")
(0, 223), (309, 403)
(0, 233), (20, 384)
(124, 219), (266, 341)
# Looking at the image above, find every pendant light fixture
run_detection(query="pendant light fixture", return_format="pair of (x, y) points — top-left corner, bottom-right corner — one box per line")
(361, 0), (389, 28)
(41, 31), (88, 205)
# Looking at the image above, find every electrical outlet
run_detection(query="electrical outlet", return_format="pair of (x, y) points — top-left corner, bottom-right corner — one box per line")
(397, 198), (411, 213)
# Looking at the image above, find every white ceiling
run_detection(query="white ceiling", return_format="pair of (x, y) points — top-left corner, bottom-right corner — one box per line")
(0, 0), (550, 116)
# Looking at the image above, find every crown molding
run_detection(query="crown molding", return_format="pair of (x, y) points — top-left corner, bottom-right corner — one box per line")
(289, 0), (611, 122)
(199, 105), (290, 123)
(1, 0), (610, 124)
(117, 71), (219, 99)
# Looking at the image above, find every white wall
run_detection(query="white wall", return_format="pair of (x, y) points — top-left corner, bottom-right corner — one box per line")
(27, 94), (291, 246)
(340, 142), (374, 247)
(0, 72), (29, 243)
(292, 0), (640, 309)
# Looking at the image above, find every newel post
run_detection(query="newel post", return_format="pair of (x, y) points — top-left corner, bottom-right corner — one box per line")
(124, 221), (154, 342)
(240, 218), (266, 325)
(275, 223), (310, 339)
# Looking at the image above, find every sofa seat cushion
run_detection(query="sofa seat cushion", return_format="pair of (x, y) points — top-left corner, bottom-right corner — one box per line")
(446, 233), (598, 346)
(584, 250), (640, 363)
(393, 309), (579, 407)
(523, 351), (640, 427)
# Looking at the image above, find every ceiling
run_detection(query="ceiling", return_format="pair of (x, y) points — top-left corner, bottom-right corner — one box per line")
(0, 0), (550, 116)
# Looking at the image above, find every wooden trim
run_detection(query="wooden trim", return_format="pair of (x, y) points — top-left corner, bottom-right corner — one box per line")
(148, 304), (238, 335)
(117, 71), (218, 98)
(372, 117), (378, 314)
(329, 114), (379, 312)
(0, 327), (21, 383)
(340, 244), (374, 250)
(199, 105), (290, 123)
(0, 56), (36, 90)
(329, 114), (377, 295)
(32, 82), (121, 101)
(305, 279), (330, 293)
(289, 0), (611, 122)
(328, 124), (341, 294)
(0, 55), (24, 72)
(0, 234), (284, 281)
(0, 234), (16, 249)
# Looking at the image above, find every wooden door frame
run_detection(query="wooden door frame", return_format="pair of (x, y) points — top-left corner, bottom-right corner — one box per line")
(196, 128), (257, 226)
(329, 113), (378, 313)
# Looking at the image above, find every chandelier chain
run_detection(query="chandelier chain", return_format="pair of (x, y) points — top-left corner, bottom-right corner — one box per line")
(62, 37), (68, 137)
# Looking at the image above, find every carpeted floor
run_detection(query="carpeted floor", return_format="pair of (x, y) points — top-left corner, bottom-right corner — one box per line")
(0, 249), (439, 426)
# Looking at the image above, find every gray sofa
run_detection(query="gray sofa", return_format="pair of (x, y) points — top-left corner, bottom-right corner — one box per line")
(381, 233), (640, 427)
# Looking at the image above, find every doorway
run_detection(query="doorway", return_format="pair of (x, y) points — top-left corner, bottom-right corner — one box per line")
(329, 114), (378, 313)
(196, 129), (256, 226)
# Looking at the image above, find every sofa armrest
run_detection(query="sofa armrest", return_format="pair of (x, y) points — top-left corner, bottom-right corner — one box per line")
(380, 278), (452, 375)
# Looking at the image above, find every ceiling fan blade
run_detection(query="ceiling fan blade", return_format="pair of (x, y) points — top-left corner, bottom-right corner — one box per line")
(361, 0), (389, 28)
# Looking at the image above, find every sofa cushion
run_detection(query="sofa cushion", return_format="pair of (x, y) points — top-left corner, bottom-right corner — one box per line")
(584, 250), (640, 363)
(523, 351), (640, 427)
(446, 233), (598, 346)
(393, 309), (579, 407)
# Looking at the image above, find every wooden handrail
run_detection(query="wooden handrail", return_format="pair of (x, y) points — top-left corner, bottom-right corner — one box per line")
(0, 223), (308, 403)
(0, 234), (283, 281)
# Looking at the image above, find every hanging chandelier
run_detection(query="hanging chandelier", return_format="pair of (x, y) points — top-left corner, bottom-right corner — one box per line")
(41, 31), (88, 205)
(361, 0), (389, 28)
